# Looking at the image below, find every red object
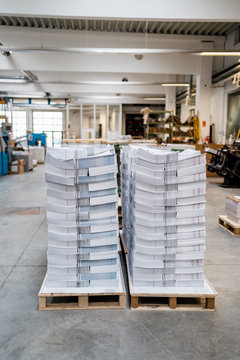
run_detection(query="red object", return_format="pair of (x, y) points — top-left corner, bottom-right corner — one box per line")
(205, 136), (210, 144)
(202, 121), (206, 127)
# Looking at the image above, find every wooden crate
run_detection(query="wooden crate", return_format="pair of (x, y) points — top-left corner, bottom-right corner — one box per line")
(120, 233), (217, 311)
(10, 159), (25, 175)
(38, 263), (126, 311)
(218, 215), (240, 236)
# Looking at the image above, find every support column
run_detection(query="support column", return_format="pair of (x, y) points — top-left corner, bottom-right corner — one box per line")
(165, 86), (176, 115)
(9, 98), (13, 124)
(27, 109), (32, 132)
(66, 102), (69, 139)
(210, 87), (225, 143)
(195, 56), (213, 142)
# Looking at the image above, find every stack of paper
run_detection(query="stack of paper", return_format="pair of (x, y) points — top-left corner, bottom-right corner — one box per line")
(29, 146), (45, 163)
(121, 145), (206, 288)
(226, 196), (240, 224)
(45, 145), (120, 288)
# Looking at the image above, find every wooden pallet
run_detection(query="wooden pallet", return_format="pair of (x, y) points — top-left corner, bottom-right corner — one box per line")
(120, 233), (217, 311)
(129, 278), (217, 311)
(39, 264), (126, 310)
(218, 215), (240, 236)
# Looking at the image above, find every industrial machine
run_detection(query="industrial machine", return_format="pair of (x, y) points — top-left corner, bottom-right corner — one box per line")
(27, 132), (47, 147)
(0, 134), (8, 176)
(206, 139), (240, 187)
(0, 117), (13, 176)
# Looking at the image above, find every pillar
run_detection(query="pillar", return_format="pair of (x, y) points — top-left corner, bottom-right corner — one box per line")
(195, 56), (213, 142)
(165, 86), (176, 116)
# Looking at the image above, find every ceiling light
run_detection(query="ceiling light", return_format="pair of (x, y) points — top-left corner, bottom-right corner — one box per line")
(134, 54), (144, 60)
(1, 51), (12, 57)
(144, 97), (165, 100)
(21, 70), (38, 81)
(0, 47), (189, 55)
(161, 83), (189, 87)
(200, 52), (240, 56)
(0, 77), (27, 83)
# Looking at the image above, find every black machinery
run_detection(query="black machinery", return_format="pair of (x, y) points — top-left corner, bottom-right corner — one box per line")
(205, 139), (240, 187)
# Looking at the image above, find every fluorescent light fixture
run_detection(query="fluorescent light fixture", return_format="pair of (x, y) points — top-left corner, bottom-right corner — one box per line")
(38, 80), (171, 86)
(4, 47), (240, 57)
(70, 81), (155, 85)
(21, 70), (38, 81)
(82, 95), (124, 99)
(0, 78), (28, 83)
(200, 52), (240, 56)
(9, 93), (46, 98)
(161, 83), (189, 87)
(144, 97), (165, 100)
(0, 47), (188, 55)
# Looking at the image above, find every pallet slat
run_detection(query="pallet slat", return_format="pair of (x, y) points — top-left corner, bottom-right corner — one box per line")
(218, 215), (240, 236)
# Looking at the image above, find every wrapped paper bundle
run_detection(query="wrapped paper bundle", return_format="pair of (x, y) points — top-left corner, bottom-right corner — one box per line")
(226, 196), (240, 224)
(45, 145), (120, 288)
(121, 145), (206, 288)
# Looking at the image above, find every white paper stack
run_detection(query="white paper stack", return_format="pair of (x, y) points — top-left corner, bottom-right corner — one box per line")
(121, 145), (207, 288)
(45, 145), (120, 288)
(226, 196), (240, 224)
(29, 146), (45, 163)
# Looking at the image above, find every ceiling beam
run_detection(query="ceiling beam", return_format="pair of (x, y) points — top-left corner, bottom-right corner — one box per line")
(0, 52), (199, 74)
(0, 26), (225, 50)
(0, 82), (169, 95)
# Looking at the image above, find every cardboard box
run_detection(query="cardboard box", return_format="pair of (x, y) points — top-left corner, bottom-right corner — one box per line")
(10, 159), (26, 174)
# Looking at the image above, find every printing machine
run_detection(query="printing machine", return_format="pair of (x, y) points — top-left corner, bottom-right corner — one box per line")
(205, 139), (240, 187)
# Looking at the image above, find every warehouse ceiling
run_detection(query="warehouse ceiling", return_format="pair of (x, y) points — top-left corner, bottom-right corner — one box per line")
(0, 0), (240, 101)
(0, 16), (239, 37)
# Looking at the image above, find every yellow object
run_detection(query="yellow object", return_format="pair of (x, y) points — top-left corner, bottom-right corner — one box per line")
(193, 116), (200, 142)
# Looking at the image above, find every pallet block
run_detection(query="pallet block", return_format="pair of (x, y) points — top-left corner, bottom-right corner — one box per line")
(218, 215), (240, 236)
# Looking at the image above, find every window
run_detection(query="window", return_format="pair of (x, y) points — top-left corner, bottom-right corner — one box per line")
(96, 105), (107, 138)
(12, 111), (27, 139)
(0, 111), (10, 128)
(108, 105), (121, 139)
(0, 111), (26, 138)
(33, 111), (63, 147)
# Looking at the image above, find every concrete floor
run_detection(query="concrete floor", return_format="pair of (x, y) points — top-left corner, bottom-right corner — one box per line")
(0, 165), (240, 360)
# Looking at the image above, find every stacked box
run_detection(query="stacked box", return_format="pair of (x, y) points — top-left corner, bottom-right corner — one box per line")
(226, 196), (240, 224)
(121, 145), (206, 288)
(45, 145), (120, 288)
